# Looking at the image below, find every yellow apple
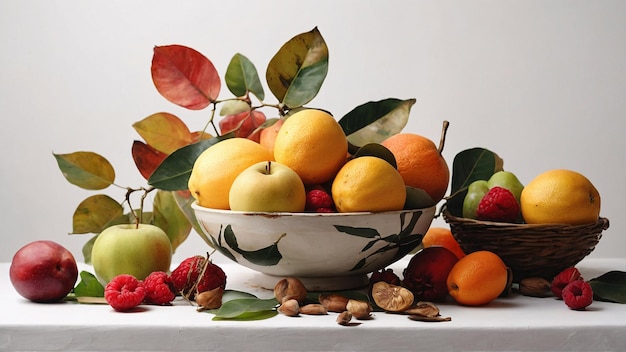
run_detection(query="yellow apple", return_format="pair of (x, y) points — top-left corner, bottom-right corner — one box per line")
(229, 161), (306, 212)
(91, 223), (172, 284)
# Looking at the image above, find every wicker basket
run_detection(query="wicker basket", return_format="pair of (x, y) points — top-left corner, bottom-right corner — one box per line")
(442, 208), (609, 282)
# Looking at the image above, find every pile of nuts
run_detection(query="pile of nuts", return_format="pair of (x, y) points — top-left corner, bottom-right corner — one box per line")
(273, 277), (451, 325)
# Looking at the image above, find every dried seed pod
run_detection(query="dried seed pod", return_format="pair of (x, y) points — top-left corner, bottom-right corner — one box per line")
(519, 277), (553, 297)
(336, 311), (353, 326)
(195, 287), (224, 311)
(274, 277), (308, 305)
(346, 299), (372, 320)
(371, 281), (414, 312)
(299, 304), (328, 315)
(318, 293), (349, 312)
(277, 299), (300, 317)
(408, 315), (452, 322)
(404, 301), (440, 317)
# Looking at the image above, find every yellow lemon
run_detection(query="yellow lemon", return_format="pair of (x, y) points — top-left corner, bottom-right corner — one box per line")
(188, 138), (272, 209)
(520, 169), (600, 225)
(331, 156), (406, 212)
(273, 109), (348, 185)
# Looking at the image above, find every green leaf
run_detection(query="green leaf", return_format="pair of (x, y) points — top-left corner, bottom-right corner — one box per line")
(589, 271), (626, 303)
(225, 53), (265, 101)
(81, 235), (98, 264)
(71, 194), (124, 234)
(404, 187), (436, 209)
(339, 98), (415, 147)
(223, 225), (284, 266)
(266, 27), (328, 108)
(446, 148), (504, 216)
(148, 134), (232, 191)
(223, 289), (258, 301)
(73, 271), (104, 298)
(171, 190), (213, 248)
(53, 151), (115, 190)
(352, 143), (397, 169)
(212, 298), (279, 320)
(218, 100), (251, 117)
(152, 190), (192, 252)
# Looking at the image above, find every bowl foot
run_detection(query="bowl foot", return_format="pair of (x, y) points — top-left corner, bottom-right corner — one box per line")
(249, 272), (370, 292)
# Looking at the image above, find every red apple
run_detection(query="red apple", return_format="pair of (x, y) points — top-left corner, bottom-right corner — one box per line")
(9, 240), (79, 302)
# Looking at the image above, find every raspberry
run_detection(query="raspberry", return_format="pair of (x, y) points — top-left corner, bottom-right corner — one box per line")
(305, 189), (336, 213)
(171, 255), (205, 295)
(143, 271), (176, 305)
(476, 186), (520, 222)
(170, 254), (227, 300)
(104, 274), (146, 311)
(561, 280), (593, 310)
(551, 267), (583, 299)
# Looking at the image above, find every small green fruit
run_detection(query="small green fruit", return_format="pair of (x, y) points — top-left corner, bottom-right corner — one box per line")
(462, 180), (489, 219)
(487, 171), (524, 202)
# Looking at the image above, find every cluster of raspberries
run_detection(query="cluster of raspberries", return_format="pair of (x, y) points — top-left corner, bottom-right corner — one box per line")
(550, 267), (593, 310)
(104, 255), (226, 311)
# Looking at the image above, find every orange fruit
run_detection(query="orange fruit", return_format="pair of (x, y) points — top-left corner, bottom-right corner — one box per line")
(259, 118), (284, 158)
(273, 109), (348, 184)
(188, 138), (272, 209)
(331, 156), (406, 212)
(447, 250), (508, 306)
(421, 227), (465, 259)
(520, 169), (601, 225)
(381, 132), (449, 202)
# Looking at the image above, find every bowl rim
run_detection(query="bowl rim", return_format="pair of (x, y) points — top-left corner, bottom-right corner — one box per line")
(191, 201), (436, 217)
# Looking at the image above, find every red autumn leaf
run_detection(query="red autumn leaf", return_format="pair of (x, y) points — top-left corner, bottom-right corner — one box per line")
(132, 140), (168, 180)
(219, 110), (266, 142)
(151, 45), (221, 110)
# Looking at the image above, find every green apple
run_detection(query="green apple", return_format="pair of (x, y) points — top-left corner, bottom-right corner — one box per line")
(229, 160), (306, 212)
(462, 180), (489, 219)
(91, 223), (172, 284)
(487, 171), (524, 202)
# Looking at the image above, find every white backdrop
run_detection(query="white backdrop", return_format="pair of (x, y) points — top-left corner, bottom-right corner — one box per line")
(1, 0), (624, 263)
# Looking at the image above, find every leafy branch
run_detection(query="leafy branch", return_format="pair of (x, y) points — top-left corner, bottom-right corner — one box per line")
(53, 27), (418, 262)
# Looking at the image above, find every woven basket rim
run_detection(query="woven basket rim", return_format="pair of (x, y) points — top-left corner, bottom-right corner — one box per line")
(441, 207), (609, 233)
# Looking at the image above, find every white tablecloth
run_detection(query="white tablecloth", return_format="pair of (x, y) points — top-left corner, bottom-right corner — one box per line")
(2, 254), (626, 352)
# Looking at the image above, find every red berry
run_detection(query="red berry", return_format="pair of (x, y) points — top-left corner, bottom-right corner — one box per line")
(170, 255), (205, 295)
(170, 255), (227, 300)
(105, 274), (146, 311)
(143, 271), (176, 305)
(305, 189), (335, 213)
(551, 267), (583, 299)
(476, 187), (520, 222)
(561, 280), (593, 310)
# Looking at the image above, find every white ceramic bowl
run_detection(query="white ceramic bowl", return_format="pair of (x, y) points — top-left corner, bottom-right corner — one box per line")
(192, 202), (436, 290)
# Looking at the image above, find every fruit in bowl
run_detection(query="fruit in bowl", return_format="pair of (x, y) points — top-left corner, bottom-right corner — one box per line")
(192, 202), (436, 291)
(53, 28), (447, 278)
